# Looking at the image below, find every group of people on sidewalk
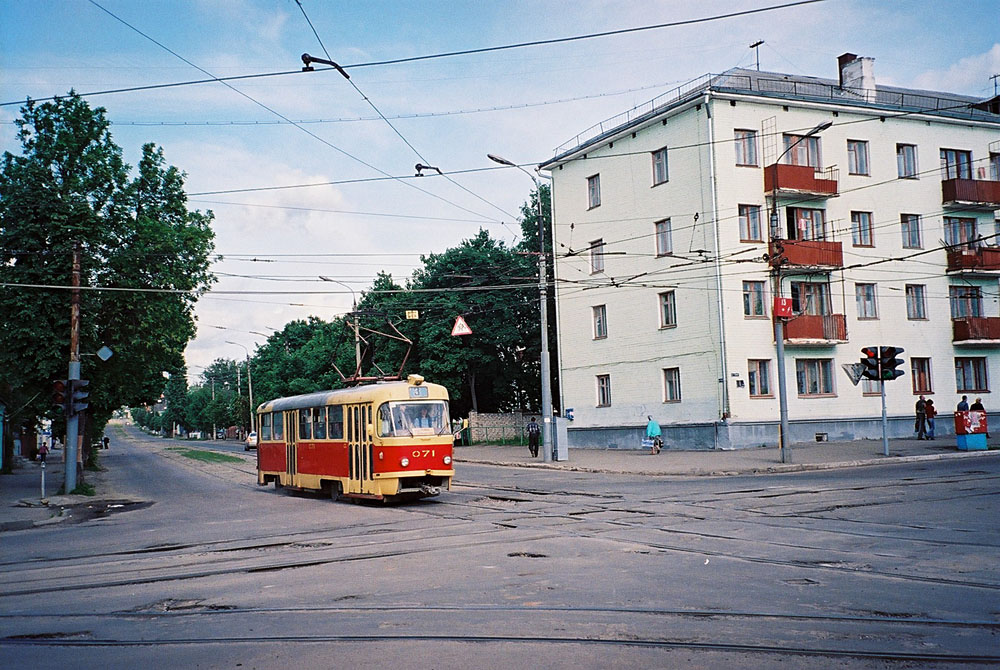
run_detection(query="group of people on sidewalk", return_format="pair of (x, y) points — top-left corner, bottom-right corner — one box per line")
(915, 395), (988, 440)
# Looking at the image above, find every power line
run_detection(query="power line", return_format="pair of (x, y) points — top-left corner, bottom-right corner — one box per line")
(2, 0), (827, 108)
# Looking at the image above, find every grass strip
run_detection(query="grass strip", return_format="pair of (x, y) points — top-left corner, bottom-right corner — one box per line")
(166, 447), (245, 464)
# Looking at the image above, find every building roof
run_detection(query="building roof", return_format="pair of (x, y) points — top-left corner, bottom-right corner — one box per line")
(543, 67), (999, 168)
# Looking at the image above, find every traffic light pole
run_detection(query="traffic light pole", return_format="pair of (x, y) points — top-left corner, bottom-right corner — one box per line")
(880, 379), (889, 457)
(64, 243), (82, 493)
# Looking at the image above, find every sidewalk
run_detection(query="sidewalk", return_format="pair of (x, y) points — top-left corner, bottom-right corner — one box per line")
(455, 435), (1000, 476)
(0, 454), (113, 532)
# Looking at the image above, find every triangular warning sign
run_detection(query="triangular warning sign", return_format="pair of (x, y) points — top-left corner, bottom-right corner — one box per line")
(451, 315), (472, 336)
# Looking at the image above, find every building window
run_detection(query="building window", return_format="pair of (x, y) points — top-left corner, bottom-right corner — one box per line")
(905, 284), (927, 320)
(796, 358), (835, 396)
(950, 286), (983, 319)
(589, 239), (605, 274)
(944, 216), (978, 250)
(955, 357), (988, 393)
(897, 143), (918, 178)
(592, 305), (607, 339)
(901, 213), (922, 249)
(734, 129), (758, 166)
(748, 359), (771, 397)
(861, 377), (880, 395)
(655, 218), (672, 256)
(663, 368), (682, 402)
(739, 204), (762, 242)
(743, 280), (766, 317)
(791, 282), (832, 315)
(652, 147), (668, 185)
(847, 140), (870, 175)
(659, 291), (677, 328)
(851, 211), (873, 246)
(855, 283), (878, 319)
(940, 148), (972, 180)
(587, 174), (601, 209)
(911, 358), (932, 394)
(596, 374), (612, 407)
(782, 133), (821, 168)
(991, 152), (1000, 182)
(788, 207), (826, 241)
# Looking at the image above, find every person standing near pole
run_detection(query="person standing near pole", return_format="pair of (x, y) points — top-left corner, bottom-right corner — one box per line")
(925, 399), (937, 440)
(38, 441), (48, 463)
(914, 395), (927, 440)
(526, 417), (540, 458)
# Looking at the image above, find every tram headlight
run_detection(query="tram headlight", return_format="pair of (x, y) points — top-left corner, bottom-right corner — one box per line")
(443, 455), (452, 465)
(400, 457), (410, 467)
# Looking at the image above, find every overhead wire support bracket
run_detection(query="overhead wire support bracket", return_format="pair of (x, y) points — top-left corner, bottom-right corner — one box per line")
(301, 53), (350, 79)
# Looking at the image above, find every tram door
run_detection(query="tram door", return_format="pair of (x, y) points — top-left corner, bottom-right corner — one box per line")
(284, 410), (297, 485)
(345, 403), (374, 494)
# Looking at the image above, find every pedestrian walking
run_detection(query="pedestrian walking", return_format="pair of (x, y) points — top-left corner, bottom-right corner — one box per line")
(38, 441), (48, 463)
(914, 395), (927, 439)
(925, 399), (936, 440)
(526, 417), (540, 458)
(957, 395), (969, 411)
(646, 415), (663, 455)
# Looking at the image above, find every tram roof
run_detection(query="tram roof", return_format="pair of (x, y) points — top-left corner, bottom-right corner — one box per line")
(256, 379), (448, 413)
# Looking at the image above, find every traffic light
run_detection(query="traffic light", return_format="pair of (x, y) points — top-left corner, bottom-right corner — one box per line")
(52, 380), (68, 412)
(879, 346), (905, 381)
(860, 347), (880, 381)
(69, 379), (90, 416)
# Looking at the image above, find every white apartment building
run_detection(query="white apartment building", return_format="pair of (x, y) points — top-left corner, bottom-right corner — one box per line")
(541, 54), (1000, 450)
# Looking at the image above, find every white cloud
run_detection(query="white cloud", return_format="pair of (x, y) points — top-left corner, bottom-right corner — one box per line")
(913, 44), (1000, 96)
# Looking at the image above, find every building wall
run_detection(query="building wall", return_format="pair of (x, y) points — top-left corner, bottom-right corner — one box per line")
(549, 82), (1000, 449)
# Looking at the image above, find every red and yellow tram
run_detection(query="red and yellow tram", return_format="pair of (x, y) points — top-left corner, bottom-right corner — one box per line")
(256, 375), (454, 501)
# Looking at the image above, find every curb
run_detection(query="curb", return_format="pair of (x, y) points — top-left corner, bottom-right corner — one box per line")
(454, 448), (1000, 477)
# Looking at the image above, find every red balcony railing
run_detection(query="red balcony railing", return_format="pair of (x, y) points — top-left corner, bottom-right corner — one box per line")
(942, 178), (1000, 208)
(947, 247), (1000, 272)
(783, 314), (848, 343)
(953, 317), (1000, 343)
(764, 163), (839, 197)
(770, 239), (843, 268)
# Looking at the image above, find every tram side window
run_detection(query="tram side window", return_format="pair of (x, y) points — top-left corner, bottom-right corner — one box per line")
(312, 406), (327, 439)
(260, 413), (272, 441)
(272, 412), (284, 440)
(299, 408), (312, 440)
(328, 405), (344, 439)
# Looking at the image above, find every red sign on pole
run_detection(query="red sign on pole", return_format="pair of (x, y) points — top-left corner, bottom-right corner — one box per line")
(773, 297), (793, 318)
(451, 316), (472, 336)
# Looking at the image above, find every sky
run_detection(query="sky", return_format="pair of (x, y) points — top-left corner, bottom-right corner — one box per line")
(2, 0), (999, 384)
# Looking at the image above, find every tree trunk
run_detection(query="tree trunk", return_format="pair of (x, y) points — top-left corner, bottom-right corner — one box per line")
(468, 370), (478, 413)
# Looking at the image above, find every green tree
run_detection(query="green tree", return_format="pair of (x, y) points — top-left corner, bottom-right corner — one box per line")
(0, 93), (215, 453)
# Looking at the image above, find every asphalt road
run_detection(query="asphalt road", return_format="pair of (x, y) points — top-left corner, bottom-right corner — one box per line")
(1, 425), (998, 669)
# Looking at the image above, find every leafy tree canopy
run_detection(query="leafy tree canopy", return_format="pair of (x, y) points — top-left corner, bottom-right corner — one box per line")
(0, 92), (215, 444)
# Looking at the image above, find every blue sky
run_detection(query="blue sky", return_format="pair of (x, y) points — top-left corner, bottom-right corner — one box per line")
(3, 0), (999, 379)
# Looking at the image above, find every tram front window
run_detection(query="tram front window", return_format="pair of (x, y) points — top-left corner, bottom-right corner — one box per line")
(378, 401), (450, 437)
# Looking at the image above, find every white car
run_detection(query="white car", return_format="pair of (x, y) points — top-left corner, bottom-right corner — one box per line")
(244, 431), (258, 451)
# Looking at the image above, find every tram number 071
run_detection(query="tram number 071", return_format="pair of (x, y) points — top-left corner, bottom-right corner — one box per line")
(412, 449), (436, 458)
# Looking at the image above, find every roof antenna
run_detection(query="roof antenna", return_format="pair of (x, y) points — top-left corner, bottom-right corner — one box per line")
(750, 41), (764, 71)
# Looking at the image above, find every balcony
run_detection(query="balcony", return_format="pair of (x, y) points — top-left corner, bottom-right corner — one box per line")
(947, 247), (1000, 274)
(769, 239), (843, 269)
(782, 314), (848, 345)
(764, 163), (839, 198)
(953, 317), (1000, 345)
(942, 178), (1000, 210)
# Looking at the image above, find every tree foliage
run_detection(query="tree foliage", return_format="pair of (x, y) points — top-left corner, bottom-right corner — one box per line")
(0, 93), (215, 449)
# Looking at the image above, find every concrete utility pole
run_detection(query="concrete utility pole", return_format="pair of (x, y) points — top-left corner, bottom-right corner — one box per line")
(64, 242), (82, 493)
(226, 341), (255, 435)
(769, 121), (832, 464)
(488, 154), (554, 463)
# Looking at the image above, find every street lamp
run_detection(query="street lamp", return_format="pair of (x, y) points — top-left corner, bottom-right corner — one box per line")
(225, 341), (255, 436)
(319, 276), (361, 373)
(770, 120), (833, 464)
(487, 153), (554, 463)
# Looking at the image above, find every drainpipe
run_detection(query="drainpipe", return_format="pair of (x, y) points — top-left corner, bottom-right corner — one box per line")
(705, 92), (730, 437)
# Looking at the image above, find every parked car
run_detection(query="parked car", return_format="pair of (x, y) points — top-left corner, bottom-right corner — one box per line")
(244, 431), (258, 451)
